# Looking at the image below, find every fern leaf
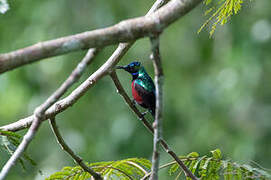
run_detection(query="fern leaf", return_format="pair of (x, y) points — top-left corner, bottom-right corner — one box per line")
(0, 130), (37, 169)
(47, 158), (151, 180)
(211, 149), (222, 160)
(169, 163), (179, 176)
(199, 0), (245, 36)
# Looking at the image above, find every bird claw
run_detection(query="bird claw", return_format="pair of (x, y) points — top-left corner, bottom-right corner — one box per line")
(132, 99), (137, 105)
(141, 111), (148, 117)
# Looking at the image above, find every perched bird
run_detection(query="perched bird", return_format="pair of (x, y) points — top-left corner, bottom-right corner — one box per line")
(116, 61), (156, 117)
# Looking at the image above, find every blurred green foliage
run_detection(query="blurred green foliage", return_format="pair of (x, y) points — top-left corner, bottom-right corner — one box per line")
(46, 149), (271, 179)
(0, 0), (271, 179)
(199, 0), (244, 36)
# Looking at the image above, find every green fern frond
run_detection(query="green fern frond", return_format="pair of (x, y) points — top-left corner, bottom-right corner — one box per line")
(0, 130), (37, 169)
(199, 0), (245, 37)
(47, 158), (151, 180)
(169, 163), (179, 176)
(167, 149), (271, 180)
(0, 130), (22, 138)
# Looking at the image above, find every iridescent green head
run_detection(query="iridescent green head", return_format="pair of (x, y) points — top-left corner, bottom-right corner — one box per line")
(116, 61), (141, 75)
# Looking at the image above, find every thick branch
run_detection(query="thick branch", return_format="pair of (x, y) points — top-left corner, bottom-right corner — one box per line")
(0, 0), (202, 74)
(150, 35), (163, 180)
(0, 0), (174, 132)
(49, 117), (102, 180)
(110, 72), (198, 180)
(0, 43), (132, 132)
(0, 48), (99, 180)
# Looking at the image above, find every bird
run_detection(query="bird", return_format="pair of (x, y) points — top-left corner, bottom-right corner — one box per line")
(116, 61), (156, 117)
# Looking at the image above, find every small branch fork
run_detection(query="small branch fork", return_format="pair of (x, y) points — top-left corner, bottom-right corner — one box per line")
(0, 48), (100, 180)
(0, 0), (202, 133)
(0, 1), (171, 179)
(49, 117), (102, 180)
(150, 35), (163, 180)
(110, 71), (198, 180)
(0, 0), (203, 179)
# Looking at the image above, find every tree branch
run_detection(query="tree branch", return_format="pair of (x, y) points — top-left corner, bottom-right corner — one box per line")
(49, 117), (102, 180)
(110, 71), (154, 133)
(0, 48), (99, 180)
(110, 71), (199, 180)
(0, 0), (173, 132)
(0, 0), (202, 74)
(150, 35), (163, 180)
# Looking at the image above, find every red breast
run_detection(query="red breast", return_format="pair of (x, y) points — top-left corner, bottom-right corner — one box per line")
(131, 81), (143, 104)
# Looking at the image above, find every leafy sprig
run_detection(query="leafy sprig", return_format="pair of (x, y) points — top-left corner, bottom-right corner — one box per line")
(0, 130), (37, 170)
(46, 158), (151, 180)
(47, 149), (270, 180)
(168, 149), (271, 180)
(199, 0), (244, 36)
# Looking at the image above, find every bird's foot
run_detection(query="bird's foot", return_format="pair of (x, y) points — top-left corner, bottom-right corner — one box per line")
(141, 111), (148, 117)
(132, 99), (137, 106)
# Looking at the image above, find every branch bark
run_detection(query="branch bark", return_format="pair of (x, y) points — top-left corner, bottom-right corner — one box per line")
(110, 71), (199, 180)
(0, 0), (203, 179)
(150, 35), (163, 180)
(0, 48), (99, 180)
(0, 0), (202, 74)
(0, 0), (173, 132)
(49, 117), (102, 180)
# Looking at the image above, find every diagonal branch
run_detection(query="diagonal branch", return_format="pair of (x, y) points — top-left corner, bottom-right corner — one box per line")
(0, 0), (172, 132)
(0, 48), (100, 180)
(0, 0), (202, 74)
(110, 72), (154, 133)
(49, 117), (102, 180)
(0, 1), (172, 178)
(150, 35), (163, 180)
(110, 71), (198, 180)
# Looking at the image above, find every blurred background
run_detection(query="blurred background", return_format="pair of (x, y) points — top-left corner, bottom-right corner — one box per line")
(0, 0), (270, 179)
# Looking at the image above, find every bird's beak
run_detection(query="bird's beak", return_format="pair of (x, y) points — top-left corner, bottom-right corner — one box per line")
(115, 65), (129, 71)
(115, 65), (125, 69)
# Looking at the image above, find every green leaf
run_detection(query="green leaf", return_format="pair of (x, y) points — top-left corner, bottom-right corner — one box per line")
(199, 0), (245, 36)
(187, 152), (199, 158)
(166, 149), (271, 180)
(224, 161), (233, 180)
(169, 163), (179, 176)
(47, 158), (152, 180)
(192, 156), (206, 174)
(0, 132), (37, 170)
(0, 130), (22, 139)
(204, 0), (213, 5)
(210, 149), (222, 160)
(235, 165), (243, 180)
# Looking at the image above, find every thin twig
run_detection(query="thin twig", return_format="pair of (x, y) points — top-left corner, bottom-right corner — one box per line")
(141, 157), (201, 180)
(0, 1), (173, 178)
(150, 35), (163, 180)
(94, 165), (133, 180)
(110, 72), (199, 180)
(0, 0), (176, 132)
(0, 0), (204, 179)
(0, 0), (202, 74)
(110, 71), (154, 133)
(126, 161), (149, 175)
(49, 117), (102, 180)
(141, 162), (176, 180)
(0, 48), (100, 180)
(105, 166), (133, 180)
